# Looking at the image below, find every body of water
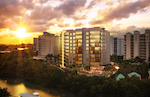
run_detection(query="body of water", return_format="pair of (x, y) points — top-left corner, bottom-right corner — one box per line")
(0, 78), (76, 97)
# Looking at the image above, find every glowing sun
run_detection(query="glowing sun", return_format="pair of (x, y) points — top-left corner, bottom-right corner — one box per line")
(15, 28), (30, 38)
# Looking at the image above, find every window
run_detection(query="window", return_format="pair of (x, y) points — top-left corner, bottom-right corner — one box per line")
(73, 51), (75, 54)
(70, 40), (72, 43)
(70, 33), (72, 36)
(76, 36), (82, 39)
(73, 47), (76, 50)
(70, 37), (72, 39)
(86, 36), (89, 39)
(76, 31), (82, 35)
(86, 40), (89, 43)
(86, 44), (89, 46)
(86, 47), (89, 50)
(90, 51), (93, 54)
(86, 32), (89, 35)
(86, 55), (89, 58)
(86, 51), (89, 54)
(70, 44), (72, 46)
(73, 40), (75, 43)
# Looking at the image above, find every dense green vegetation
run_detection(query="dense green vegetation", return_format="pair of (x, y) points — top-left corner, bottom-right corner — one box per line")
(110, 55), (149, 78)
(0, 51), (150, 97)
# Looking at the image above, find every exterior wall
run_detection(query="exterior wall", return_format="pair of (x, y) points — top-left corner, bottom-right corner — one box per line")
(110, 36), (114, 55)
(61, 27), (110, 69)
(133, 31), (140, 58)
(125, 33), (132, 60)
(33, 38), (38, 51)
(55, 36), (60, 55)
(120, 38), (124, 55)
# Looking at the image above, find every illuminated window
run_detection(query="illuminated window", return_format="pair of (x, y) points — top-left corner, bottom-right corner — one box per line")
(78, 43), (82, 46)
(73, 33), (75, 35)
(86, 32), (89, 35)
(65, 36), (69, 39)
(86, 51), (89, 54)
(90, 31), (100, 35)
(73, 44), (76, 46)
(76, 31), (82, 35)
(86, 55), (89, 57)
(90, 55), (95, 58)
(86, 40), (89, 43)
(65, 43), (69, 45)
(73, 47), (76, 50)
(86, 36), (89, 39)
(73, 51), (75, 53)
(90, 59), (95, 62)
(64, 40), (69, 42)
(70, 37), (72, 39)
(90, 35), (95, 39)
(70, 44), (72, 46)
(90, 43), (95, 46)
(78, 40), (82, 42)
(65, 46), (69, 49)
(86, 44), (89, 47)
(65, 32), (69, 35)
(95, 47), (100, 50)
(90, 51), (93, 54)
(70, 47), (72, 50)
(70, 33), (72, 36)
(65, 50), (69, 52)
(73, 37), (75, 39)
(70, 40), (72, 43)
(95, 35), (100, 39)
(78, 54), (82, 57)
(76, 36), (82, 39)
(70, 50), (72, 53)
(73, 40), (75, 43)
(86, 47), (89, 50)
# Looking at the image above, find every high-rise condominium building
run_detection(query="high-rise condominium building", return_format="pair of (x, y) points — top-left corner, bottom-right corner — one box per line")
(60, 27), (110, 70)
(110, 36), (124, 56)
(124, 29), (150, 63)
(34, 32), (59, 59)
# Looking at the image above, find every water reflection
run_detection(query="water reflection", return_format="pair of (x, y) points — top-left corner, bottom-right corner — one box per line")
(0, 78), (76, 97)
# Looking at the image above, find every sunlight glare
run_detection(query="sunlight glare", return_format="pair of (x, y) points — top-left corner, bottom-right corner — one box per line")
(15, 28), (31, 38)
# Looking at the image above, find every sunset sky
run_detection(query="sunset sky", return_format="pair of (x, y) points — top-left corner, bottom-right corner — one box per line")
(0, 0), (150, 44)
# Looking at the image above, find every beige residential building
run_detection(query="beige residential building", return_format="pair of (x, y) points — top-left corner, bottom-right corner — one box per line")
(124, 29), (150, 63)
(60, 27), (110, 70)
(34, 32), (60, 59)
(110, 36), (124, 56)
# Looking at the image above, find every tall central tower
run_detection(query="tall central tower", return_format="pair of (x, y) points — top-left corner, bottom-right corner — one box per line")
(60, 27), (110, 70)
